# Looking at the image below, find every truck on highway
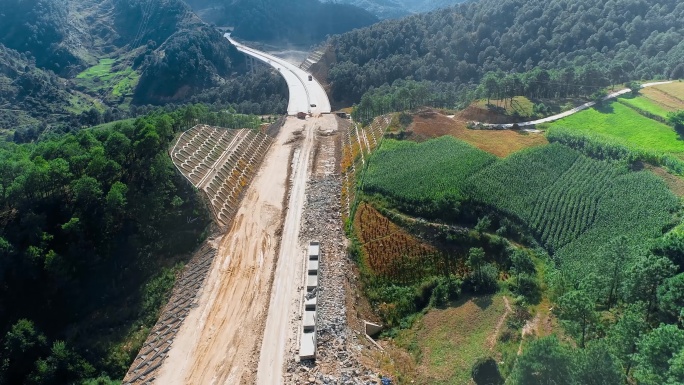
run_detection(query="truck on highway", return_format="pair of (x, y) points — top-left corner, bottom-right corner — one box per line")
(308, 75), (313, 81)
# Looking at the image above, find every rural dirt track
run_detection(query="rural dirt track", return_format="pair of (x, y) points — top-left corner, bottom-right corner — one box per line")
(155, 118), (297, 384)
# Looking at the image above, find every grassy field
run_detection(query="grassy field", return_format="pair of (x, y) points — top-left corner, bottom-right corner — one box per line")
(617, 82), (684, 118)
(618, 94), (672, 117)
(474, 96), (536, 118)
(549, 101), (684, 157)
(409, 113), (548, 157)
(639, 83), (684, 112)
(75, 58), (139, 98)
(392, 294), (510, 385)
(91, 118), (137, 131)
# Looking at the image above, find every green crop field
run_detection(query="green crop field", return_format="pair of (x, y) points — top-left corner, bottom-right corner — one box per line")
(548, 101), (684, 158)
(466, 143), (679, 280)
(75, 58), (139, 98)
(618, 95), (672, 117)
(363, 136), (496, 208)
(363, 139), (679, 283)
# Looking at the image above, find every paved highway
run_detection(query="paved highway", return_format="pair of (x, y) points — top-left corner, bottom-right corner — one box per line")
(226, 34), (332, 116)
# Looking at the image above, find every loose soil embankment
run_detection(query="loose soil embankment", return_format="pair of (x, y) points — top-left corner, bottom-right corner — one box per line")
(153, 117), (299, 384)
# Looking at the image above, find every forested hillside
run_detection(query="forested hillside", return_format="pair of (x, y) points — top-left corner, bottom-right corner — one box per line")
(326, 0), (684, 106)
(185, 0), (379, 44)
(0, 0), (289, 134)
(0, 0), (78, 75)
(0, 106), (257, 384)
(0, 45), (73, 132)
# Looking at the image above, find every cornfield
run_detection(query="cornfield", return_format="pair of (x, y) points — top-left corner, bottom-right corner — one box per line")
(466, 143), (679, 280)
(354, 203), (451, 283)
(363, 136), (496, 207)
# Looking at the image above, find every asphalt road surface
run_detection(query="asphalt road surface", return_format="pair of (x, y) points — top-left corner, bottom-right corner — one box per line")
(226, 34), (332, 116)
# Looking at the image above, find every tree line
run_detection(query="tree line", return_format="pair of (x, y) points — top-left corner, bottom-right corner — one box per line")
(328, 0), (684, 108)
(0, 105), (262, 384)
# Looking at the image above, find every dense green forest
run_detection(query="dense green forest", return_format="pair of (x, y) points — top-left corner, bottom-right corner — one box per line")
(187, 0), (379, 44)
(358, 137), (684, 384)
(0, 106), (260, 384)
(328, 0), (684, 111)
(0, 0), (78, 75)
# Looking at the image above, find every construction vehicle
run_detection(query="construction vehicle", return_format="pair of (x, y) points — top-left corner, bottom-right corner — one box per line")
(297, 112), (307, 119)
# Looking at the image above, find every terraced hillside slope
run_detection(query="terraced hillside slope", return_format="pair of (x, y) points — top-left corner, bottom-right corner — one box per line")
(170, 125), (273, 228)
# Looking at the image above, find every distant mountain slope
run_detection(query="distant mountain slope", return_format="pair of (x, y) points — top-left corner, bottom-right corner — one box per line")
(0, 0), (257, 126)
(0, 44), (74, 134)
(324, 0), (684, 103)
(184, 0), (379, 44)
(0, 0), (81, 75)
(323, 0), (467, 19)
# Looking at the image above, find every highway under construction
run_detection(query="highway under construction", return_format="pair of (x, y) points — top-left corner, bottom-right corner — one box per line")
(123, 38), (344, 385)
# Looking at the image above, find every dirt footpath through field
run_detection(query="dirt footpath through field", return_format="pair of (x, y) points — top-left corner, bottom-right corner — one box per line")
(155, 116), (325, 384)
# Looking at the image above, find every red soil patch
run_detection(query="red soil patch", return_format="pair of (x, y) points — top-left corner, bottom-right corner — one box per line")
(408, 112), (548, 158)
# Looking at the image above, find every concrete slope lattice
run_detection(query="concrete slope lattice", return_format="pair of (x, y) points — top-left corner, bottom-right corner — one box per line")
(170, 124), (273, 228)
(122, 246), (217, 385)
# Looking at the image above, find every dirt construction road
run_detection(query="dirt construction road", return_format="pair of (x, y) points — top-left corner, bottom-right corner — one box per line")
(155, 116), (328, 384)
(257, 115), (336, 385)
(154, 115), (335, 385)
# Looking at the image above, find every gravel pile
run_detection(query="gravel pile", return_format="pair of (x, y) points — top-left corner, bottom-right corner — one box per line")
(286, 175), (379, 385)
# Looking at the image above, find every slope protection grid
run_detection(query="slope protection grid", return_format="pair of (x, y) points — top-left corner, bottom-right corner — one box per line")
(152, 118), (294, 384)
(122, 245), (217, 384)
(170, 125), (273, 228)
